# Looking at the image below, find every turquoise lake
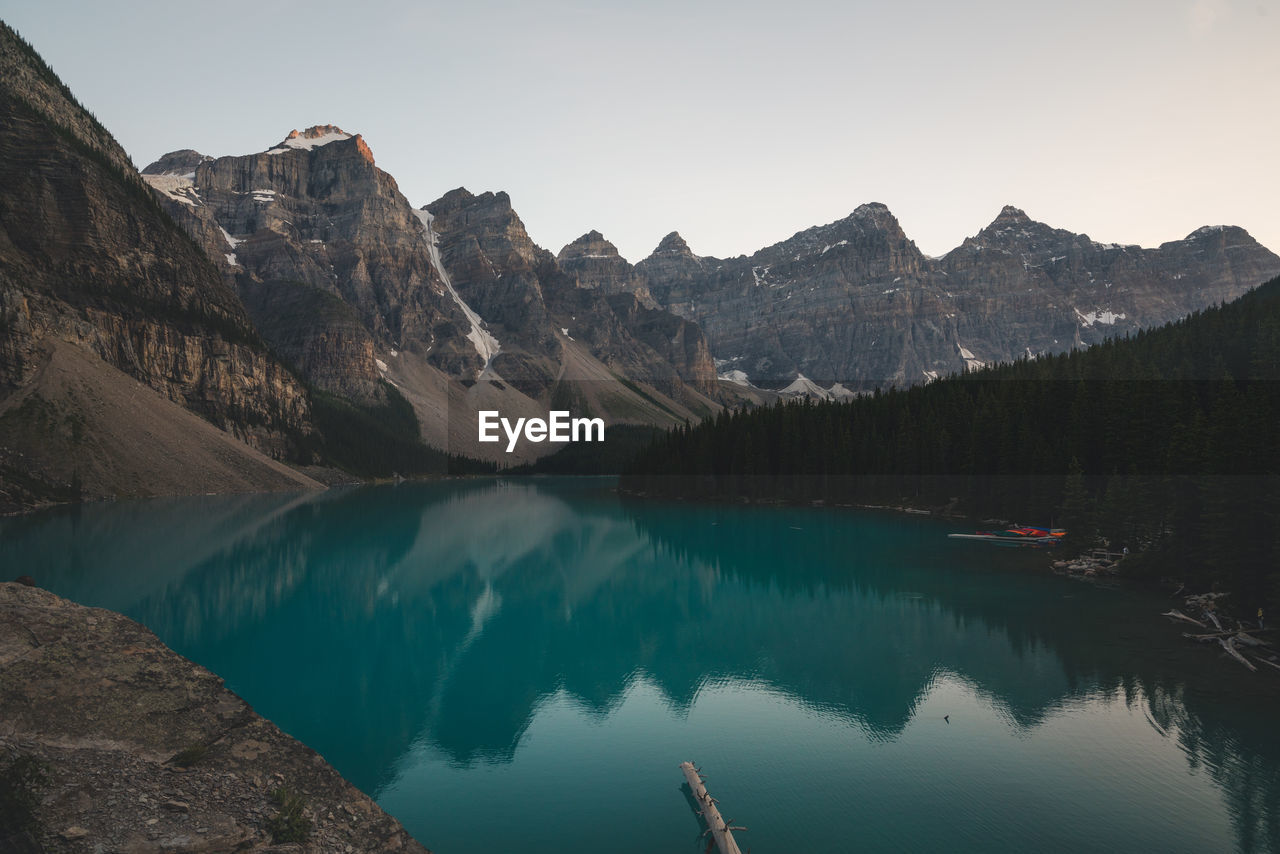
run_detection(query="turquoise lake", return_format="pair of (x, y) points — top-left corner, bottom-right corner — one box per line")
(4, 477), (1278, 852)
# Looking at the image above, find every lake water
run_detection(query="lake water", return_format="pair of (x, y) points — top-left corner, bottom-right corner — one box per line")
(5, 478), (1278, 853)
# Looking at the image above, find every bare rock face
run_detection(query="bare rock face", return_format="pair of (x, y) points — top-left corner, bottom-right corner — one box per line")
(638, 204), (1280, 390)
(429, 191), (720, 401)
(557, 230), (657, 307)
(0, 582), (429, 853)
(605, 293), (718, 395)
(139, 129), (723, 454)
(0, 22), (313, 486)
(143, 126), (483, 401)
(426, 188), (557, 386)
(140, 149), (212, 176)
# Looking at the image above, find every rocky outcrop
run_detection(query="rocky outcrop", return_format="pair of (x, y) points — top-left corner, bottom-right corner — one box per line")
(635, 231), (713, 307)
(604, 293), (718, 395)
(638, 204), (1280, 390)
(429, 190), (720, 401)
(557, 230), (656, 307)
(0, 21), (314, 509)
(425, 188), (557, 392)
(0, 581), (428, 853)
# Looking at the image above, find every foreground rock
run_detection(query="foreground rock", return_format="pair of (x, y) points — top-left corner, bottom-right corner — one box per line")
(0, 582), (429, 853)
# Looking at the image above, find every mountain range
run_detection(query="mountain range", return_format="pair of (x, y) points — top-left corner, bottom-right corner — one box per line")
(140, 126), (726, 464)
(1, 18), (1277, 507)
(630, 203), (1280, 392)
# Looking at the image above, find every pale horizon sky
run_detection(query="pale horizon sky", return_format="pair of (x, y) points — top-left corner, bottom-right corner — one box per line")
(3, 0), (1277, 263)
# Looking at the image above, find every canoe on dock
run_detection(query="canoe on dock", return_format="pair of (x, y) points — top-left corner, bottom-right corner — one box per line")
(948, 526), (1066, 547)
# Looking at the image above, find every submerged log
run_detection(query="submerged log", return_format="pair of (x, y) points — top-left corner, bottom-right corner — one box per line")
(679, 761), (745, 854)
(1219, 637), (1257, 672)
(1252, 656), (1280, 673)
(1163, 610), (1207, 628)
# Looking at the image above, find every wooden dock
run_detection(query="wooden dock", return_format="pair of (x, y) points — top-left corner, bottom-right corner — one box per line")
(679, 761), (745, 854)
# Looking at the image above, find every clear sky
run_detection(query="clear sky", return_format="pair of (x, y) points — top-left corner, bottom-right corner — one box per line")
(4, 0), (1277, 263)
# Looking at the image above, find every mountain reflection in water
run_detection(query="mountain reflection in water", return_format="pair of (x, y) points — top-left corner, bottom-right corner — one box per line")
(8, 478), (1278, 853)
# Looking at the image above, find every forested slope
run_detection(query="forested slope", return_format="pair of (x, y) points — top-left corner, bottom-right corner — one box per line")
(623, 276), (1280, 608)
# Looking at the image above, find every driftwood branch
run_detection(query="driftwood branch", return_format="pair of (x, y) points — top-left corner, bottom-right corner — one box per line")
(1163, 610), (1206, 627)
(1219, 637), (1257, 672)
(680, 762), (744, 854)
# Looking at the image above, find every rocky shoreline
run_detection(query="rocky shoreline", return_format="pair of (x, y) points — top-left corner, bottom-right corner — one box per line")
(0, 582), (429, 853)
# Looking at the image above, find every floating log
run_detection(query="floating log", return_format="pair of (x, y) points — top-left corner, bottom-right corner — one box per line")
(1219, 637), (1257, 672)
(1163, 610), (1206, 628)
(679, 761), (745, 854)
(1251, 656), (1280, 673)
(1182, 630), (1272, 646)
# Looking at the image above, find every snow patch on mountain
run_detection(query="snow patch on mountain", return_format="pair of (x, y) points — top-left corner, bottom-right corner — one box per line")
(414, 208), (500, 373)
(957, 343), (985, 371)
(267, 126), (352, 154)
(828, 382), (858, 400)
(1074, 308), (1126, 327)
(718, 369), (752, 387)
(142, 172), (201, 207)
(778, 373), (831, 400)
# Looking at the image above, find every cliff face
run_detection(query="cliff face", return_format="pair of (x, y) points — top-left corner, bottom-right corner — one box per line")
(142, 132), (723, 442)
(429, 190), (720, 400)
(558, 230), (657, 307)
(143, 127), (482, 401)
(0, 23), (315, 506)
(424, 188), (557, 393)
(637, 205), (1280, 390)
(140, 128), (722, 459)
(0, 582), (428, 853)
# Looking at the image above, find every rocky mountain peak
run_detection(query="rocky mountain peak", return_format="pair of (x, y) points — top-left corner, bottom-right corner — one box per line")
(267, 124), (373, 163)
(558, 230), (623, 263)
(1184, 224), (1251, 243)
(851, 201), (892, 219)
(995, 204), (1030, 222)
(966, 204), (1062, 249)
(844, 202), (908, 237)
(279, 124), (350, 145)
(653, 231), (695, 257)
(428, 187), (476, 214)
(141, 149), (212, 176)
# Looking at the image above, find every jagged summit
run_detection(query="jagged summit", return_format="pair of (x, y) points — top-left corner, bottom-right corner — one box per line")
(265, 124), (374, 162)
(653, 231), (694, 256)
(426, 188), (518, 224)
(852, 201), (892, 217)
(558, 230), (623, 262)
(975, 205), (1037, 235)
(996, 204), (1030, 221)
(966, 204), (1059, 247)
(275, 124), (350, 148)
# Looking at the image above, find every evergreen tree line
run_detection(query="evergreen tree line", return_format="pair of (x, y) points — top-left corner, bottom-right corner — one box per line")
(622, 276), (1280, 610)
